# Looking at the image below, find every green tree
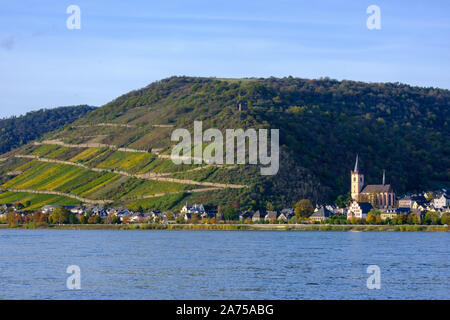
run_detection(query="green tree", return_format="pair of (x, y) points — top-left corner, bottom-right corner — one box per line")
(334, 193), (351, 208)
(224, 206), (238, 221)
(395, 213), (407, 225)
(424, 211), (440, 225)
(50, 207), (70, 224)
(295, 199), (314, 218)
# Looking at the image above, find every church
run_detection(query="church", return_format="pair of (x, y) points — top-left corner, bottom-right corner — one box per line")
(350, 155), (395, 208)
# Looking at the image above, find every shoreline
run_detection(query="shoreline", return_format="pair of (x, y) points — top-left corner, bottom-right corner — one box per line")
(0, 223), (448, 232)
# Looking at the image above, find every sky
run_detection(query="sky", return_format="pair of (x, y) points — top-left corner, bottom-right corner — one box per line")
(0, 0), (449, 118)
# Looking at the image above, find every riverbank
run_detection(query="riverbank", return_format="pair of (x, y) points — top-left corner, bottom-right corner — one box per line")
(0, 223), (448, 232)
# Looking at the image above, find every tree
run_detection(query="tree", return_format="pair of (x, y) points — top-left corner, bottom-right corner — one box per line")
(441, 212), (450, 225)
(395, 213), (407, 225)
(266, 202), (274, 211)
(424, 211), (440, 225)
(50, 207), (70, 224)
(80, 215), (88, 224)
(335, 193), (351, 208)
(295, 199), (314, 218)
(7, 212), (22, 227)
(232, 200), (240, 210)
(216, 205), (224, 221)
(366, 209), (381, 224)
(407, 213), (419, 225)
(224, 206), (238, 221)
(190, 213), (200, 224)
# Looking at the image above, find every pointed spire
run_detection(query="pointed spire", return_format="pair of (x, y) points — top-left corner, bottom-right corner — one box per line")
(382, 170), (386, 185)
(354, 154), (360, 172)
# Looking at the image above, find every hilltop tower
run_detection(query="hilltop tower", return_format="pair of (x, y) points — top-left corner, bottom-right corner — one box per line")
(351, 155), (364, 201)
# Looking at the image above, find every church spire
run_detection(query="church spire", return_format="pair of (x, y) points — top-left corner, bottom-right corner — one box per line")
(354, 155), (360, 172)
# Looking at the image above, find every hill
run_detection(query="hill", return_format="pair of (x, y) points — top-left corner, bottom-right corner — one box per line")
(0, 105), (96, 155)
(0, 77), (448, 211)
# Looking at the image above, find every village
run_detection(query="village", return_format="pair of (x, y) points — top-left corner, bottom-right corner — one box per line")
(0, 156), (449, 226)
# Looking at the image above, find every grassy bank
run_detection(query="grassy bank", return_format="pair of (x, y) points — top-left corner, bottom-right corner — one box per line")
(1, 223), (448, 232)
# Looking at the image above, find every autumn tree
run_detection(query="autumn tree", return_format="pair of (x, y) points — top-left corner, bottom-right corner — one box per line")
(407, 213), (420, 225)
(50, 207), (70, 224)
(441, 212), (450, 225)
(295, 199), (314, 218)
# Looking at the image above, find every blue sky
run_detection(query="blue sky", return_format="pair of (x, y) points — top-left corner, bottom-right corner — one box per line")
(0, 0), (449, 118)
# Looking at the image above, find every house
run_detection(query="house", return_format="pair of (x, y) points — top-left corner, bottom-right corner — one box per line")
(116, 208), (132, 221)
(239, 211), (254, 222)
(130, 212), (150, 223)
(398, 195), (427, 209)
(204, 205), (218, 217)
(310, 206), (333, 222)
(64, 205), (85, 215)
(181, 203), (205, 215)
(347, 201), (373, 220)
(252, 210), (266, 222)
(41, 205), (58, 214)
(200, 211), (217, 219)
(433, 194), (450, 209)
(280, 208), (295, 220)
(264, 211), (278, 222)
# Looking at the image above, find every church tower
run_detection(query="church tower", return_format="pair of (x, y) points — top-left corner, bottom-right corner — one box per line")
(351, 155), (364, 201)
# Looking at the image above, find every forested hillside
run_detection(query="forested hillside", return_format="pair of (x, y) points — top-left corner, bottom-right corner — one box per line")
(0, 77), (448, 211)
(0, 105), (96, 154)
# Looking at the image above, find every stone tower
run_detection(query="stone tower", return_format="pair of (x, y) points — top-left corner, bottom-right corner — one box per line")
(351, 155), (364, 201)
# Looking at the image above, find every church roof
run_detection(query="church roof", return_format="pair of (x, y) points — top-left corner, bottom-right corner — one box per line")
(361, 184), (392, 193)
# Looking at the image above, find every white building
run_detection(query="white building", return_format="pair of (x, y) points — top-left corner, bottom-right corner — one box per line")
(347, 201), (373, 220)
(433, 194), (450, 209)
(181, 203), (205, 215)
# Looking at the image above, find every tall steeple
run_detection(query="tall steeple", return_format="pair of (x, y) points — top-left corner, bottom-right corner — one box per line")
(354, 154), (360, 172)
(350, 155), (364, 201)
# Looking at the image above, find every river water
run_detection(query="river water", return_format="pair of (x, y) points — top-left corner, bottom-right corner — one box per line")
(0, 229), (448, 299)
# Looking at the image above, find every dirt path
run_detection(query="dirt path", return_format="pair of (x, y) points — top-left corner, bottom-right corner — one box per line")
(74, 123), (175, 128)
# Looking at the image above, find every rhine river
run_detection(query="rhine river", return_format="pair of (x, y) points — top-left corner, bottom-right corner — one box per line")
(0, 230), (448, 299)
